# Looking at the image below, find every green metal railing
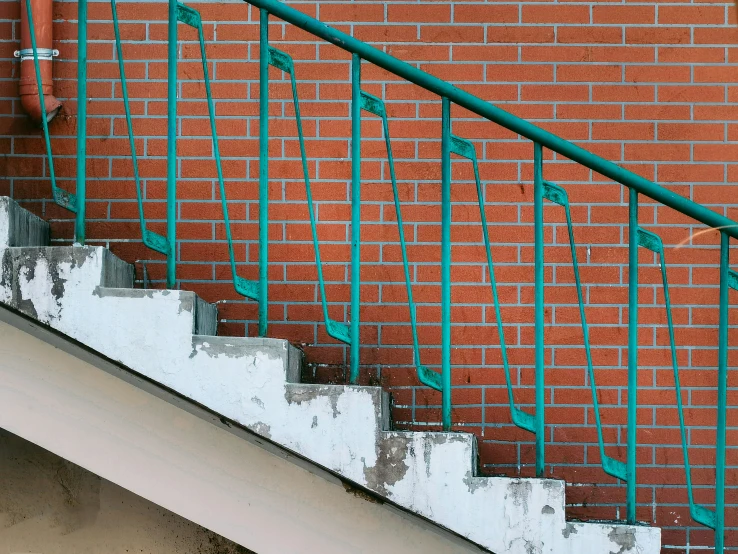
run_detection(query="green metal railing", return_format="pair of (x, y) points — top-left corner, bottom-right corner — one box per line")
(23, 0), (733, 548)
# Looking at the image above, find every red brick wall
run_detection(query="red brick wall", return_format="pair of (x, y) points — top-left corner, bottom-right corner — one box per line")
(1, 0), (737, 550)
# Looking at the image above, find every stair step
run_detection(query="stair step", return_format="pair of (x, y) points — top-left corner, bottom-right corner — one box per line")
(285, 382), (391, 431)
(98, 288), (217, 336)
(0, 197), (50, 248)
(191, 335), (302, 383)
(0, 246), (133, 323)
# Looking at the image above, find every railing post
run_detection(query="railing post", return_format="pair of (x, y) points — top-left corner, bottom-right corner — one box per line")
(166, 0), (177, 288)
(349, 54), (361, 383)
(716, 232), (728, 554)
(75, 0), (87, 244)
(258, 9), (269, 336)
(533, 142), (545, 476)
(627, 187), (639, 523)
(441, 97), (451, 431)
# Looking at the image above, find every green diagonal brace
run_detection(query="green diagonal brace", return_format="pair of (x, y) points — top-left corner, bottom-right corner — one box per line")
(268, 46), (349, 343)
(636, 226), (716, 530)
(543, 180), (625, 480)
(360, 90), (440, 391)
(176, 2), (257, 300)
(449, 134), (534, 432)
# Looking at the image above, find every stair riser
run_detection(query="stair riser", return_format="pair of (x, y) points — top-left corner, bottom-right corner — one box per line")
(0, 198), (50, 249)
(1, 247), (132, 325)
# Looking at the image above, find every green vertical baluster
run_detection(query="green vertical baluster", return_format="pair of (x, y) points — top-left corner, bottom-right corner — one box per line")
(267, 46), (348, 343)
(258, 8), (269, 336)
(716, 232), (728, 554)
(175, 2), (256, 303)
(533, 142), (545, 476)
(636, 227), (717, 530)
(449, 134), (533, 431)
(627, 188), (638, 523)
(349, 54), (361, 383)
(111, 0), (143, 239)
(543, 180), (626, 480)
(360, 91), (440, 391)
(166, 0), (177, 288)
(75, 0), (87, 244)
(441, 97), (451, 431)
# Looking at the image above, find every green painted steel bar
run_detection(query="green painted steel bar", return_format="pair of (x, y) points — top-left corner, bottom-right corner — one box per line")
(626, 188), (638, 523)
(166, 0), (178, 288)
(75, 0), (87, 244)
(543, 180), (626, 480)
(716, 232), (729, 554)
(258, 8), (269, 336)
(361, 91), (440, 391)
(176, 3), (255, 304)
(349, 54), (361, 383)
(449, 135), (532, 430)
(111, 0), (168, 256)
(268, 46), (349, 344)
(22, 0), (76, 214)
(533, 143), (545, 476)
(636, 227), (717, 530)
(441, 97), (452, 431)
(242, 0), (738, 240)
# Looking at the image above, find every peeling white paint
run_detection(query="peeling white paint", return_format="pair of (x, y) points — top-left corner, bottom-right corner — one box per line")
(0, 199), (661, 554)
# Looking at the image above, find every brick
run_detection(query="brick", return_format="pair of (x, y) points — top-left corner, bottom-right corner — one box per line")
(625, 65), (691, 83)
(522, 5), (590, 24)
(557, 64), (622, 83)
(659, 6), (725, 25)
(657, 85), (724, 103)
(625, 27), (691, 45)
(558, 26), (623, 45)
(658, 46), (725, 64)
(388, 4), (451, 23)
(694, 65), (738, 83)
(487, 26), (555, 44)
(455, 5), (518, 24)
(592, 122), (655, 141)
(658, 123), (725, 142)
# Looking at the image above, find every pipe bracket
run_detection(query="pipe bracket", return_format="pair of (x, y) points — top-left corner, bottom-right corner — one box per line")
(14, 48), (59, 61)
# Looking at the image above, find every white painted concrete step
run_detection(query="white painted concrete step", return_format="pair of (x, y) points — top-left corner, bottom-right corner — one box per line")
(0, 198), (661, 554)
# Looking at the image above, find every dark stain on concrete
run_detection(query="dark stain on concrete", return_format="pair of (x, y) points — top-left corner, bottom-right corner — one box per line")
(286, 386), (342, 418)
(608, 526), (636, 554)
(561, 522), (578, 539)
(506, 480), (533, 514)
(342, 481), (382, 504)
(363, 435), (410, 496)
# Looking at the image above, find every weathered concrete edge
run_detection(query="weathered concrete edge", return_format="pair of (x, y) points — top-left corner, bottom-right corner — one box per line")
(0, 302), (494, 553)
(0, 303), (493, 554)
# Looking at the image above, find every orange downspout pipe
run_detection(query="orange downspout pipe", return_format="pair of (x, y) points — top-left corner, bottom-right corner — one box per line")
(18, 0), (61, 125)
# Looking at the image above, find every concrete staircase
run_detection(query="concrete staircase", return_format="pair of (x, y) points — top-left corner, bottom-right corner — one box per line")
(0, 197), (660, 554)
